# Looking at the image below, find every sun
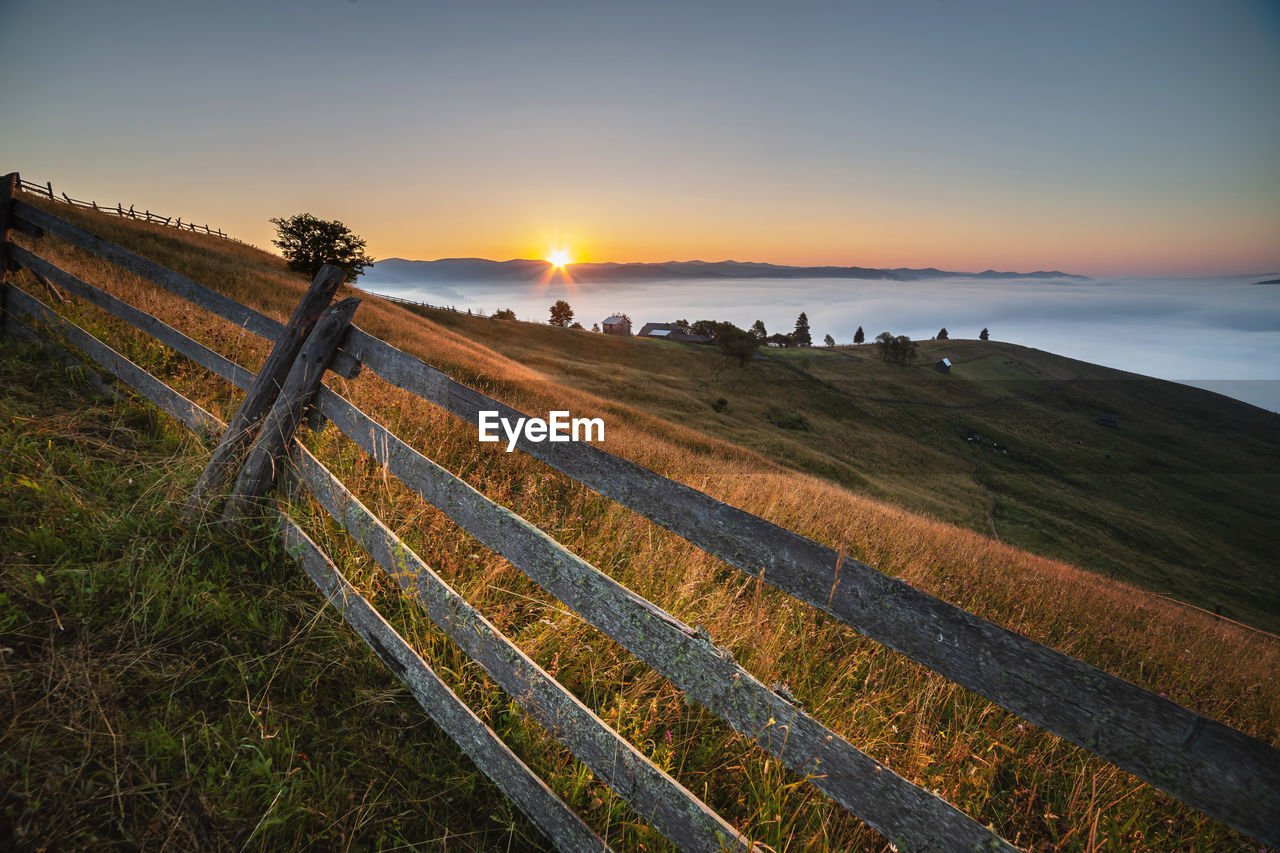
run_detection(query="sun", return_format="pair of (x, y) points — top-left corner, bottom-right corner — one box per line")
(547, 249), (572, 268)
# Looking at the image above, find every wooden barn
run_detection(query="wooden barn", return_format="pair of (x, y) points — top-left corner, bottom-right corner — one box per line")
(637, 322), (712, 344)
(601, 316), (631, 336)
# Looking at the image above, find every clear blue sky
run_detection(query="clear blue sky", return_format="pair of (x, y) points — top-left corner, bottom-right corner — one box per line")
(2, 0), (1277, 275)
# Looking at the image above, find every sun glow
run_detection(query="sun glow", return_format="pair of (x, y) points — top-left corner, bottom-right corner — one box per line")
(547, 249), (572, 268)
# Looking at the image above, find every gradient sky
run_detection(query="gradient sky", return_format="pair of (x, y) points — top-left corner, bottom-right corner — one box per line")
(2, 0), (1278, 276)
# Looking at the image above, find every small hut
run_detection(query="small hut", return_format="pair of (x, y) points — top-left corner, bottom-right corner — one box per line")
(601, 316), (631, 336)
(934, 357), (952, 373)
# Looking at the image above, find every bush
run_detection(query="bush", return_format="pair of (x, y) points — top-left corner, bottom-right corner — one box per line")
(768, 408), (809, 430)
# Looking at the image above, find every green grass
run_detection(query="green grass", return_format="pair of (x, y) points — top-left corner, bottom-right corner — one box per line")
(0, 342), (548, 850)
(406, 309), (1280, 633)
(6, 193), (1278, 851)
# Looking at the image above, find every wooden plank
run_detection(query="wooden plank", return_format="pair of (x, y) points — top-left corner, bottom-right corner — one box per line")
(223, 297), (359, 522)
(3, 290), (601, 851)
(6, 286), (224, 439)
(0, 172), (17, 338)
(276, 513), (613, 853)
(8, 243), (255, 391)
(9, 200), (360, 379)
(188, 265), (345, 512)
(287, 443), (758, 853)
(14, 199), (284, 340)
(2, 313), (120, 399)
(340, 329), (1280, 845)
(312, 386), (1016, 852)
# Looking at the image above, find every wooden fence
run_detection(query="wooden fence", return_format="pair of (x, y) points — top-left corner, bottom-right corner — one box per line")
(2, 172), (1278, 851)
(363, 289), (491, 317)
(15, 175), (244, 244)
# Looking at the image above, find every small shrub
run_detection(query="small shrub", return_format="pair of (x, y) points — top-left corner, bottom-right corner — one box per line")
(767, 408), (808, 430)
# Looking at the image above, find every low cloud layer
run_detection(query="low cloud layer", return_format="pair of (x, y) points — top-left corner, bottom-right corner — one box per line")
(364, 274), (1280, 412)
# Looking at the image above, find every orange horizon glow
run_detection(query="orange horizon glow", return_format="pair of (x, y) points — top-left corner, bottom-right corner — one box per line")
(350, 206), (1280, 279)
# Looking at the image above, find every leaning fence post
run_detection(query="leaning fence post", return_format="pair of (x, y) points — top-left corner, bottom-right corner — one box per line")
(185, 264), (346, 516)
(222, 297), (360, 522)
(0, 172), (18, 341)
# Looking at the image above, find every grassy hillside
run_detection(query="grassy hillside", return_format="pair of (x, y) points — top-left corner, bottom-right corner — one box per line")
(4, 192), (1278, 850)
(1, 344), (545, 849)
(404, 307), (1280, 633)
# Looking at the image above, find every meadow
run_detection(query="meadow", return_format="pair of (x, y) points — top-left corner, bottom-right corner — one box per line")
(3, 193), (1278, 850)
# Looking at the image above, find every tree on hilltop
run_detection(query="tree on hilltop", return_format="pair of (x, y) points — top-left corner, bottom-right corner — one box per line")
(712, 322), (761, 367)
(767, 332), (794, 348)
(492, 308), (516, 320)
(792, 312), (812, 347)
(980, 327), (990, 341)
(549, 300), (574, 327)
(937, 327), (949, 340)
(875, 331), (918, 364)
(853, 326), (865, 344)
(270, 213), (374, 283)
(750, 320), (768, 341)
(823, 334), (836, 347)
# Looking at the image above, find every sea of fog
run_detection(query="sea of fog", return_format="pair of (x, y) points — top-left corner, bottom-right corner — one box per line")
(360, 273), (1280, 413)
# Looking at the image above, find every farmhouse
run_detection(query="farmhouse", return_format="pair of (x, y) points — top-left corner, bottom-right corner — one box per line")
(637, 322), (712, 344)
(601, 316), (631, 336)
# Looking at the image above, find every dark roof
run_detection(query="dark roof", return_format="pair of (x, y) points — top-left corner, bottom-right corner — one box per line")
(638, 323), (712, 344)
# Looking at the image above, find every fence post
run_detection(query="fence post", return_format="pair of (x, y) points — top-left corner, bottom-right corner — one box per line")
(0, 173), (17, 340)
(45, 181), (53, 200)
(185, 264), (346, 516)
(222, 297), (360, 522)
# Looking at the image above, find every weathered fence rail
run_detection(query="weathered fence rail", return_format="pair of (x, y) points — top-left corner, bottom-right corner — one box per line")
(3, 176), (1279, 850)
(365, 289), (490, 317)
(17, 176), (242, 243)
(1, 289), (610, 851)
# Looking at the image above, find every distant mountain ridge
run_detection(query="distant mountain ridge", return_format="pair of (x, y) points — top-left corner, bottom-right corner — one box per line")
(364, 257), (1087, 284)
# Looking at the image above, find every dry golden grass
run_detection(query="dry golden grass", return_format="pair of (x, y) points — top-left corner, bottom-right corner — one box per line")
(8, 191), (1278, 851)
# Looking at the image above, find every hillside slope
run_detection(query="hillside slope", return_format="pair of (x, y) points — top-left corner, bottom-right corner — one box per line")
(393, 306), (1280, 633)
(5, 191), (1278, 850)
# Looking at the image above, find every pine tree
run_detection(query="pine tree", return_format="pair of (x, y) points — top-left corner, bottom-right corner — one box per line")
(792, 312), (812, 347)
(853, 326), (865, 344)
(979, 327), (990, 341)
(937, 327), (949, 340)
